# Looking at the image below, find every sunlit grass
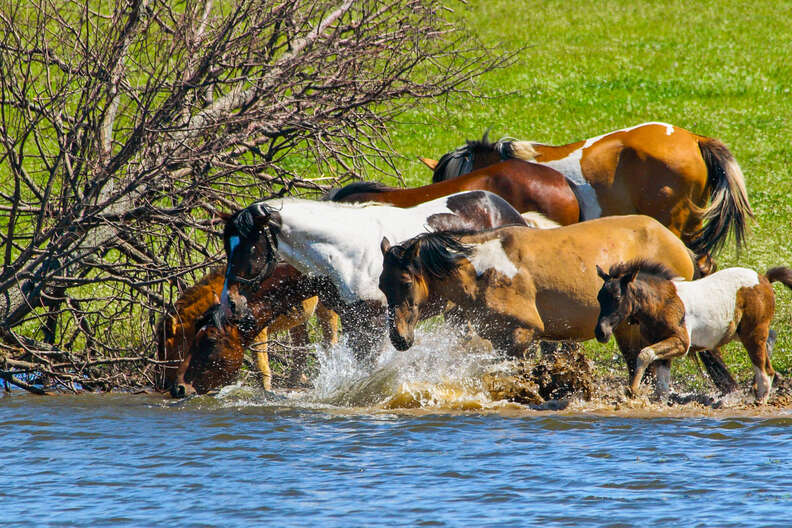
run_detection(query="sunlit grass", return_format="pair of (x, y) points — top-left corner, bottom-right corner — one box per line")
(383, 0), (792, 384)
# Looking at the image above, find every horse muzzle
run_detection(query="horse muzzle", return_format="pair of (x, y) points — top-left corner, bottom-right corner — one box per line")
(594, 322), (612, 344)
(170, 382), (197, 399)
(389, 327), (413, 351)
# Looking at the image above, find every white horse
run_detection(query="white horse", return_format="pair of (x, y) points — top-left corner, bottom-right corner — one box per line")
(221, 190), (529, 357)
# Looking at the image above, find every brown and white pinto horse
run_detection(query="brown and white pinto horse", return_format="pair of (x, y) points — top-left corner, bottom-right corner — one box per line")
(423, 122), (754, 260)
(595, 261), (792, 403)
(220, 192), (533, 361)
(157, 264), (338, 397)
(326, 159), (579, 226)
(378, 216), (702, 385)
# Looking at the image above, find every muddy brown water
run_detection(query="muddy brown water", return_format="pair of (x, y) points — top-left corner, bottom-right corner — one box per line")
(3, 328), (792, 526)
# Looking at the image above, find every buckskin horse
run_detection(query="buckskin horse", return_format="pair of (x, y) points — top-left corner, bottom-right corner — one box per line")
(157, 264), (337, 396)
(378, 215), (734, 393)
(421, 122), (754, 261)
(325, 159), (579, 226)
(220, 191), (530, 360)
(595, 261), (792, 403)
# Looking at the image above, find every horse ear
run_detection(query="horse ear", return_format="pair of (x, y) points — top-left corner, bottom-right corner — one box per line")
(381, 237), (391, 256)
(482, 128), (491, 144)
(621, 267), (639, 287)
(596, 265), (609, 282)
(418, 157), (438, 170)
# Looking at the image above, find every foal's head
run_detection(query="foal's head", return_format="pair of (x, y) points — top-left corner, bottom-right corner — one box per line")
(171, 303), (247, 398)
(220, 202), (282, 306)
(594, 260), (677, 343)
(379, 233), (472, 350)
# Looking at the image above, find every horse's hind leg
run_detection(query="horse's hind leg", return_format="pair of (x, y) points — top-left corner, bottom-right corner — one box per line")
(740, 322), (775, 404)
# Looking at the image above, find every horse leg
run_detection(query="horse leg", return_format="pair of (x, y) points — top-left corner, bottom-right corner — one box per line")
(630, 336), (687, 396)
(316, 303), (339, 347)
(697, 349), (738, 394)
(287, 323), (310, 386)
(339, 301), (386, 362)
(252, 327), (272, 391)
(740, 322), (775, 404)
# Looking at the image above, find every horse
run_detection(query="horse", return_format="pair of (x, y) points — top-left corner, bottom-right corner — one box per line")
(171, 267), (339, 397)
(157, 264), (338, 397)
(422, 122), (754, 261)
(220, 191), (530, 360)
(594, 261), (792, 403)
(377, 215), (738, 393)
(325, 159), (579, 226)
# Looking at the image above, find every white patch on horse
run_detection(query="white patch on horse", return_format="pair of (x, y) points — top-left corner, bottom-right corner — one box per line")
(532, 122), (679, 221)
(673, 268), (760, 350)
(468, 239), (518, 278)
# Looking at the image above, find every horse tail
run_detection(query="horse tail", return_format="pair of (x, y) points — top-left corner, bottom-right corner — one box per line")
(501, 140), (539, 162)
(689, 138), (754, 255)
(766, 267), (792, 290)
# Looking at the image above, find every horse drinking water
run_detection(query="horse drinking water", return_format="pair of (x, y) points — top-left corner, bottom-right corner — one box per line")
(595, 261), (792, 403)
(160, 264), (338, 397)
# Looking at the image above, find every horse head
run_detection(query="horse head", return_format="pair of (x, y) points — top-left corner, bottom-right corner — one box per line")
(220, 202), (282, 314)
(171, 303), (246, 397)
(378, 233), (472, 350)
(594, 264), (640, 344)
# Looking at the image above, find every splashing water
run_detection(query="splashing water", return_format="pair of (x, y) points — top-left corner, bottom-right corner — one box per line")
(310, 325), (506, 410)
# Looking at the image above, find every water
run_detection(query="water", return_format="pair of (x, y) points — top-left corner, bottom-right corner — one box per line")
(3, 330), (792, 526)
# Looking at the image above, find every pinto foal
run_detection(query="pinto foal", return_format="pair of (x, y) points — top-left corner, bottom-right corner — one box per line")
(595, 260), (792, 403)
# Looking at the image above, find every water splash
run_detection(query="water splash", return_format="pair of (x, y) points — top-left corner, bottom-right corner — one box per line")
(309, 325), (506, 409)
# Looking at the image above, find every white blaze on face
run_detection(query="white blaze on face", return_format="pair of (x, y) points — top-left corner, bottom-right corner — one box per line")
(468, 239), (518, 278)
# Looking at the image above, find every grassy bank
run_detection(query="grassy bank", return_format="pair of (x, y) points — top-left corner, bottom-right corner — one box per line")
(382, 0), (792, 383)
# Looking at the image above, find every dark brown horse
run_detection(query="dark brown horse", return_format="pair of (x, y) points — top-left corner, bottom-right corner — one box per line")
(326, 159), (579, 226)
(595, 260), (792, 402)
(159, 264), (338, 397)
(422, 122), (754, 259)
(378, 216), (735, 393)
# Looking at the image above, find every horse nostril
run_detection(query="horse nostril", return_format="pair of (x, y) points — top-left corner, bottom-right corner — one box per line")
(171, 384), (187, 398)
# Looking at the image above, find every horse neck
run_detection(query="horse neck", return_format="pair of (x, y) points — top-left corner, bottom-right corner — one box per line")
(629, 276), (678, 327)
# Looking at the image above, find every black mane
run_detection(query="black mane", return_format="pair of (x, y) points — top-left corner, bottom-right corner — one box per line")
(323, 181), (395, 202)
(432, 130), (514, 182)
(608, 259), (677, 281)
(391, 231), (474, 279)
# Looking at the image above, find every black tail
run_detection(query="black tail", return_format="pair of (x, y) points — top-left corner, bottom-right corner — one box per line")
(689, 138), (754, 255)
(767, 267), (792, 290)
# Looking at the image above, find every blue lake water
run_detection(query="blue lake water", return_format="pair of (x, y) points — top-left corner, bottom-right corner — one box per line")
(4, 393), (792, 527)
(3, 334), (792, 527)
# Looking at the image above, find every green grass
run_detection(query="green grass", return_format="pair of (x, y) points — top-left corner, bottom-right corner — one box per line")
(381, 0), (792, 385)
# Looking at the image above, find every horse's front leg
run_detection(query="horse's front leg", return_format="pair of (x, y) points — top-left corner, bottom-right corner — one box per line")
(630, 336), (687, 396)
(252, 327), (272, 391)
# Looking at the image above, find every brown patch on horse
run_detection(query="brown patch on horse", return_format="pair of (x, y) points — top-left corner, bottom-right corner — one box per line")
(156, 267), (226, 390)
